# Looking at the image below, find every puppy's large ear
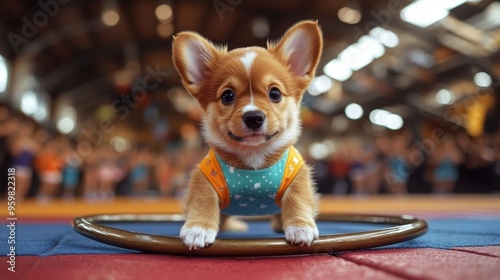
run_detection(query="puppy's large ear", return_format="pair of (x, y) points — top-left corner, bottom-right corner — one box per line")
(172, 32), (223, 96)
(269, 20), (323, 80)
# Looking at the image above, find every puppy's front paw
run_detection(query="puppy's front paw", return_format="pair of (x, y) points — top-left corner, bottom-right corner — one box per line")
(180, 226), (217, 250)
(285, 225), (319, 246)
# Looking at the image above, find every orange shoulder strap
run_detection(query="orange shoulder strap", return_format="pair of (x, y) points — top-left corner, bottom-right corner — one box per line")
(198, 149), (230, 209)
(275, 146), (304, 207)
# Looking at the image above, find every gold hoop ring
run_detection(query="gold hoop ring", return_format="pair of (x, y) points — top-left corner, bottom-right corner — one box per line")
(72, 213), (427, 256)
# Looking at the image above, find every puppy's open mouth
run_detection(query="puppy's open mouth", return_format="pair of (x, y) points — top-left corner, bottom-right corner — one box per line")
(228, 131), (279, 143)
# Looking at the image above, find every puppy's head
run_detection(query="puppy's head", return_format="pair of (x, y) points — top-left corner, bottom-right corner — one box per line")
(172, 21), (322, 154)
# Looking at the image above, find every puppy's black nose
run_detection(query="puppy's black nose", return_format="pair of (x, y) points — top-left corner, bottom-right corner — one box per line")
(243, 110), (265, 130)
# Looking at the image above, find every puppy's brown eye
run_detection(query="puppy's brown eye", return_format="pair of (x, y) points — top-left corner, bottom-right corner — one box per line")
(269, 87), (282, 102)
(221, 89), (236, 105)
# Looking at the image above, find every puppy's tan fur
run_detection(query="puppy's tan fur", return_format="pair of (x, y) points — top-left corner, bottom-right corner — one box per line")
(172, 20), (323, 249)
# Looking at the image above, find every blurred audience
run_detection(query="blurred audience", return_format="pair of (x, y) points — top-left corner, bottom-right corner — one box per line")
(96, 146), (125, 201)
(129, 147), (154, 197)
(427, 135), (463, 194)
(8, 120), (40, 200)
(154, 153), (174, 196)
(61, 143), (82, 200)
(34, 137), (64, 202)
(328, 147), (350, 195)
(1, 103), (499, 201)
(376, 131), (413, 195)
(81, 148), (100, 201)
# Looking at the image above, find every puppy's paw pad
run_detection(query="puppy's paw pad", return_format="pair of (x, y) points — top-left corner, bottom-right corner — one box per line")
(285, 225), (319, 246)
(180, 226), (217, 250)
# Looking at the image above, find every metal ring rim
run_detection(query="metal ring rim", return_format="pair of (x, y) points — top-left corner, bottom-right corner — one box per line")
(72, 213), (428, 256)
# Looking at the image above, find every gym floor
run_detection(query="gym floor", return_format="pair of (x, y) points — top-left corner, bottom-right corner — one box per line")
(1, 195), (499, 280)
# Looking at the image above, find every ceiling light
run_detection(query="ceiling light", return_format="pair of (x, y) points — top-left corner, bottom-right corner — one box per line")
(369, 109), (390, 126)
(345, 103), (364, 120)
(401, 1), (449, 28)
(339, 44), (374, 71)
(436, 89), (455, 105)
(101, 10), (120, 26)
(155, 4), (173, 22)
(0, 55), (8, 93)
(369, 27), (399, 48)
(309, 142), (329, 160)
(385, 113), (404, 130)
(358, 35), (385, 59)
(21, 91), (38, 115)
(323, 59), (352, 82)
(110, 136), (129, 153)
(369, 109), (404, 130)
(338, 6), (362, 25)
(308, 75), (333, 96)
(57, 116), (75, 134)
(474, 72), (492, 87)
(33, 103), (48, 122)
(468, 2), (500, 31)
(401, 0), (472, 28)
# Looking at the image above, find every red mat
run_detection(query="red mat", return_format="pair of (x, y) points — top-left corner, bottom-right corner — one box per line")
(4, 247), (500, 280)
(2, 196), (499, 280)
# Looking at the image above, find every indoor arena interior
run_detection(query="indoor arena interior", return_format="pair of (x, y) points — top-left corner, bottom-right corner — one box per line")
(0, 0), (499, 279)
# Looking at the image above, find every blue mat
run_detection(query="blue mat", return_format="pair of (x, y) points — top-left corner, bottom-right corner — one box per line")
(3, 217), (500, 256)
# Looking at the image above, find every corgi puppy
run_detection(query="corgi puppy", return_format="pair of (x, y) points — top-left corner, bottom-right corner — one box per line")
(172, 20), (323, 250)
